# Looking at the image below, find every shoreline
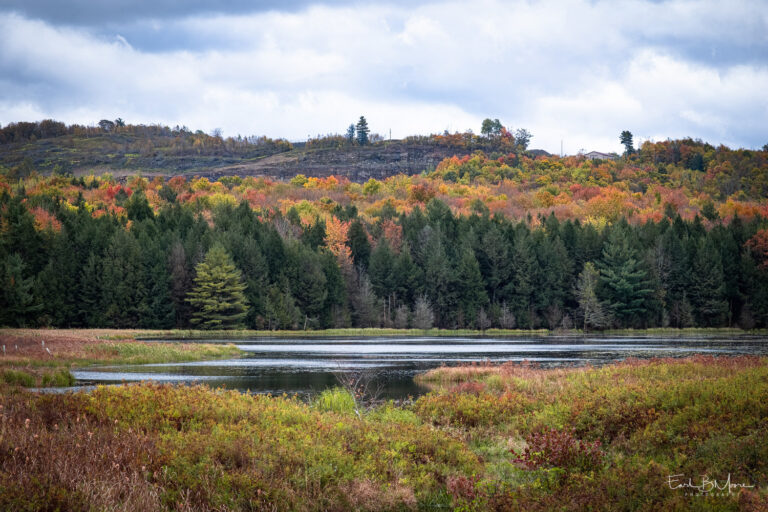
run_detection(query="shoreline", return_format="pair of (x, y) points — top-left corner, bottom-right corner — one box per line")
(0, 329), (241, 388)
(125, 326), (767, 340)
(2, 327), (766, 389)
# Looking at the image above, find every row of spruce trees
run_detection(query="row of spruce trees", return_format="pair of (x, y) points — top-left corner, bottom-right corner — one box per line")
(1, 188), (768, 330)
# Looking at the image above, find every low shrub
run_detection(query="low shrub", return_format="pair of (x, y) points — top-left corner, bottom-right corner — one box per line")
(413, 390), (530, 428)
(367, 403), (421, 425)
(313, 387), (357, 415)
(511, 427), (604, 472)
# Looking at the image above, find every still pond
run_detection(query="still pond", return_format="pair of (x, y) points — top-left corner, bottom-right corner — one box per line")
(71, 335), (768, 399)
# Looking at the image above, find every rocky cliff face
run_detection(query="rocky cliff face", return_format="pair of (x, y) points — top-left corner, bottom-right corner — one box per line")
(2, 134), (549, 181)
(204, 142), (469, 182)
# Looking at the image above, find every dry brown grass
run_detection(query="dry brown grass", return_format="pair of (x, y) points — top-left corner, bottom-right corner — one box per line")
(416, 360), (580, 393)
(0, 392), (163, 511)
(0, 329), (139, 362)
(342, 479), (417, 511)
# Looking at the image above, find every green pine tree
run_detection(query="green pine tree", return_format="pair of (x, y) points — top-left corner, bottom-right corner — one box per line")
(138, 235), (175, 329)
(355, 116), (370, 146)
(187, 245), (249, 329)
(575, 262), (609, 330)
(126, 190), (154, 221)
(369, 239), (396, 299)
(455, 247), (488, 327)
(689, 237), (728, 326)
(394, 248), (423, 306)
(287, 244), (328, 327)
(36, 235), (80, 327)
(346, 124), (356, 144)
(264, 283), (300, 330)
(100, 230), (146, 328)
(505, 232), (536, 328)
(620, 130), (634, 157)
(0, 194), (46, 275)
(657, 228), (689, 326)
(0, 253), (41, 326)
(598, 227), (653, 327)
(423, 232), (458, 327)
(347, 219), (371, 269)
(534, 235), (573, 327)
(78, 252), (103, 327)
(478, 225), (510, 304)
(319, 250), (347, 328)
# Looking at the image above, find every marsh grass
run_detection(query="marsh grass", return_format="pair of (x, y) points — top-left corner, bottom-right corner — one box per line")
(83, 341), (241, 365)
(0, 330), (242, 387)
(602, 327), (768, 336)
(413, 355), (768, 511)
(1, 382), (479, 511)
(1, 368), (76, 388)
(1, 356), (766, 510)
(1, 329), (767, 510)
(1, 369), (35, 387)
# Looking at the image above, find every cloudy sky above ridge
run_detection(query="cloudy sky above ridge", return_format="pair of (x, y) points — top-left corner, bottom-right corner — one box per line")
(1, 0), (766, 154)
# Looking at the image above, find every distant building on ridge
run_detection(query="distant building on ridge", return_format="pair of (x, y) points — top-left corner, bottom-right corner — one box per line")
(583, 151), (618, 161)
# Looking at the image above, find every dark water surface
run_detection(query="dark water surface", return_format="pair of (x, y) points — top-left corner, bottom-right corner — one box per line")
(71, 335), (768, 399)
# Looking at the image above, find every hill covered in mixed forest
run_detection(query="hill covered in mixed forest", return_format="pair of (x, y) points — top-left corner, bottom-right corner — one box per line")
(1, 118), (768, 331)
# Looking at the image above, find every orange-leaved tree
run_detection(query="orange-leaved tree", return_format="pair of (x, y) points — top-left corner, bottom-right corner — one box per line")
(325, 217), (352, 268)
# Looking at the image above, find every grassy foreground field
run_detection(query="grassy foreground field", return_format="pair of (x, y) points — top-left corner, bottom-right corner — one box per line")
(1, 346), (766, 510)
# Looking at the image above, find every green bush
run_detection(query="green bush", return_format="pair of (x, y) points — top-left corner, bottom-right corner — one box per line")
(41, 370), (76, 387)
(1, 369), (35, 387)
(368, 403), (421, 425)
(312, 387), (357, 415)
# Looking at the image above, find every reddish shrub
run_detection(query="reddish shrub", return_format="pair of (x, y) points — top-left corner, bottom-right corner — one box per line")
(512, 428), (603, 472)
(448, 381), (486, 395)
(447, 475), (480, 503)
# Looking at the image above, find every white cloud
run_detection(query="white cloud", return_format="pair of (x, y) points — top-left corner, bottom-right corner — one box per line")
(529, 49), (768, 153)
(0, 0), (766, 153)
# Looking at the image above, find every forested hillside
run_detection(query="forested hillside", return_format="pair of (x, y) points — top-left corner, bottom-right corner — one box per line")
(2, 155), (768, 329)
(2, 120), (767, 330)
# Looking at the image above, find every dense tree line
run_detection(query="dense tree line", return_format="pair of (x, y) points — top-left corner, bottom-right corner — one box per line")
(0, 119), (292, 153)
(2, 182), (767, 330)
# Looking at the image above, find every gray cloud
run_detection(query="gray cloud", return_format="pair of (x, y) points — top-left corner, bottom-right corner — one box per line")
(0, 1), (344, 25)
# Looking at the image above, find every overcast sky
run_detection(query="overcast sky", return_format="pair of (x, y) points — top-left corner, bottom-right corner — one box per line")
(1, 0), (766, 154)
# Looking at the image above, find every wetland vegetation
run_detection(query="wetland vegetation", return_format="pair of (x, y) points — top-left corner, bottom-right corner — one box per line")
(2, 353), (766, 510)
